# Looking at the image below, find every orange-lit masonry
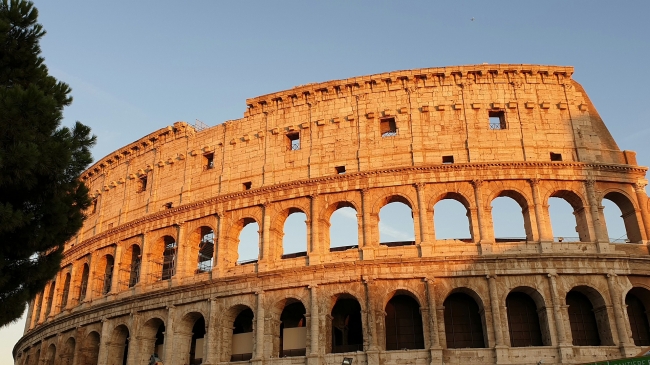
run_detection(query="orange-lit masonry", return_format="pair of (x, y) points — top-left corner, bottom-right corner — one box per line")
(13, 64), (650, 365)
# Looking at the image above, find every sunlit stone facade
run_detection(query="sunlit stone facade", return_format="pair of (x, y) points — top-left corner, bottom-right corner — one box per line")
(13, 64), (650, 365)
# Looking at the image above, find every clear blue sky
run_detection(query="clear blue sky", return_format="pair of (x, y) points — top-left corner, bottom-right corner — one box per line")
(4, 1), (650, 362)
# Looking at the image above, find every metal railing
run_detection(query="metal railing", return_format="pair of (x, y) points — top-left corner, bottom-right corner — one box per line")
(380, 240), (415, 247)
(489, 122), (505, 130)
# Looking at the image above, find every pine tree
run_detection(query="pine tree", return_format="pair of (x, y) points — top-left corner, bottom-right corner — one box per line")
(0, 0), (96, 327)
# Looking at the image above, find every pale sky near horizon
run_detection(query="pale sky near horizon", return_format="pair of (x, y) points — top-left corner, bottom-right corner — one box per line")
(3, 1), (650, 363)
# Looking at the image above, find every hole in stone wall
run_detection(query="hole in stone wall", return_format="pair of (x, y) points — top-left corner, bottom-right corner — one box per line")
(442, 155), (454, 164)
(488, 110), (506, 130)
(287, 132), (300, 151)
(335, 166), (346, 174)
(380, 117), (397, 137)
(203, 153), (214, 170)
(243, 182), (252, 190)
(550, 152), (562, 161)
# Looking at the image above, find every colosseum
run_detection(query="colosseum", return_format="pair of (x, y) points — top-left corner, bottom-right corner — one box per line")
(12, 64), (650, 365)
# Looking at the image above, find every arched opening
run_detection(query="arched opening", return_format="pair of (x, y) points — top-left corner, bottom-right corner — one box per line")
(626, 288), (650, 346)
(189, 317), (206, 365)
(379, 198), (415, 246)
(44, 344), (55, 365)
(491, 191), (532, 242)
(34, 292), (43, 324)
(566, 287), (613, 346)
(443, 292), (486, 348)
(60, 337), (75, 365)
(282, 209), (308, 258)
(385, 294), (424, 350)
(127, 245), (141, 287)
(196, 227), (214, 273)
(433, 194), (472, 241)
(102, 254), (114, 295)
(80, 331), (100, 365)
(506, 292), (544, 347)
(60, 273), (71, 310)
(44, 281), (55, 317)
(329, 205), (359, 251)
(330, 296), (363, 353)
(79, 264), (89, 302)
(237, 219), (260, 264)
(107, 324), (129, 365)
(279, 301), (307, 357)
(602, 192), (643, 243)
(139, 318), (165, 364)
(548, 191), (589, 242)
(161, 236), (177, 280)
(231, 308), (254, 361)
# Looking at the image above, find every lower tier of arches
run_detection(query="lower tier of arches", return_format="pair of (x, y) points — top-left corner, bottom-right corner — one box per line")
(15, 256), (650, 365)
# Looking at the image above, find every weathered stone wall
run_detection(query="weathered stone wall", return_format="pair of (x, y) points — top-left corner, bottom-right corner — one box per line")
(13, 65), (650, 365)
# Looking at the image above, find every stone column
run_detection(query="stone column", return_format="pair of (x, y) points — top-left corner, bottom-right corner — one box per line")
(307, 285), (320, 365)
(252, 291), (265, 364)
(415, 183), (434, 256)
(126, 313), (142, 365)
(360, 189), (376, 260)
(214, 212), (228, 277)
(585, 179), (609, 252)
(424, 278), (443, 365)
(96, 319), (111, 365)
(634, 181), (650, 242)
(487, 275), (505, 346)
(259, 203), (272, 271)
(530, 179), (553, 252)
(308, 195), (321, 265)
(162, 305), (176, 364)
(203, 298), (219, 365)
(548, 273), (572, 363)
(472, 180), (493, 253)
(110, 243), (123, 294)
(607, 273), (636, 356)
(363, 277), (380, 365)
(138, 231), (151, 286)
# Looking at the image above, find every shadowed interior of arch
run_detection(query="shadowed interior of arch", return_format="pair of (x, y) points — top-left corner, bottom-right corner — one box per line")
(602, 191), (641, 243)
(330, 296), (363, 353)
(379, 200), (415, 245)
(195, 227), (214, 273)
(548, 194), (584, 242)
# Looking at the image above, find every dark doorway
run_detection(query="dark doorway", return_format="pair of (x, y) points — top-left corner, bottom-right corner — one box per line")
(567, 291), (600, 346)
(506, 292), (543, 347)
(331, 298), (363, 353)
(443, 293), (485, 348)
(626, 292), (650, 346)
(385, 295), (425, 350)
(279, 302), (307, 357)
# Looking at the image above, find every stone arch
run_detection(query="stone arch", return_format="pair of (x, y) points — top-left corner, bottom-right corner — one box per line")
(43, 280), (55, 318)
(270, 206), (309, 259)
(152, 235), (177, 281)
(505, 286), (551, 347)
(60, 272), (71, 310)
(175, 311), (207, 365)
(226, 216), (261, 265)
(187, 225), (215, 273)
(79, 331), (100, 365)
(119, 243), (141, 290)
(106, 324), (129, 365)
(328, 292), (364, 353)
(566, 285), (614, 346)
(138, 317), (166, 364)
(383, 289), (425, 350)
(546, 189), (591, 242)
(44, 343), (56, 365)
(97, 253), (115, 295)
(442, 287), (488, 349)
(220, 304), (255, 362)
(625, 287), (650, 346)
(431, 191), (474, 242)
(600, 189), (644, 243)
(325, 201), (360, 251)
(376, 194), (416, 245)
(78, 263), (90, 302)
(60, 336), (75, 365)
(489, 187), (535, 242)
(270, 297), (308, 358)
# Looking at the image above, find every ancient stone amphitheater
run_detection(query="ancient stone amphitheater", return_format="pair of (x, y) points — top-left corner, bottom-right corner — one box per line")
(13, 64), (650, 365)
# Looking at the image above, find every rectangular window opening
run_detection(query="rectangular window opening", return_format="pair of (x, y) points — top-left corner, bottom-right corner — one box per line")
(138, 175), (147, 192)
(380, 117), (397, 137)
(243, 181), (252, 190)
(489, 110), (506, 130)
(550, 152), (563, 161)
(442, 155), (454, 164)
(335, 166), (346, 174)
(287, 132), (300, 151)
(163, 202), (173, 209)
(204, 153), (214, 170)
(91, 199), (98, 214)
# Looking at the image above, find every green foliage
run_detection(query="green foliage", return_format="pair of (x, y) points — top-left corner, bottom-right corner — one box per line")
(0, 0), (96, 327)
